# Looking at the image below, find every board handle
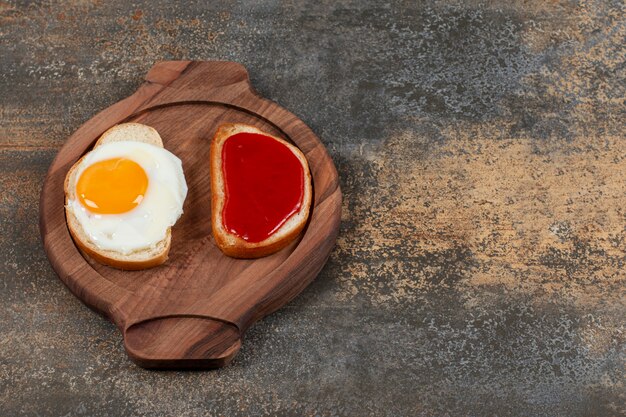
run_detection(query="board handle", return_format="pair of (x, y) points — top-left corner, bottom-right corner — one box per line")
(110, 301), (242, 369)
(139, 60), (263, 107)
(123, 314), (241, 369)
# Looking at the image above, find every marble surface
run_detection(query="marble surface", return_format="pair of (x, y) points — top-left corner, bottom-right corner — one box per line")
(1, 1), (624, 416)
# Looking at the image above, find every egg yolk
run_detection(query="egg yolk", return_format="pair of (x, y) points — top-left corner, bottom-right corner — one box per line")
(76, 158), (148, 214)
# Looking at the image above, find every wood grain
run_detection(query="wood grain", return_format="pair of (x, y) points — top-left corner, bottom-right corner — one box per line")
(39, 61), (342, 369)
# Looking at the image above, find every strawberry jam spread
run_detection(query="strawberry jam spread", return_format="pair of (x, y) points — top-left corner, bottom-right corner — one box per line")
(222, 132), (305, 243)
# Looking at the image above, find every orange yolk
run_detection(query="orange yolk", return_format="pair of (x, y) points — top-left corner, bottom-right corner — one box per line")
(76, 158), (148, 214)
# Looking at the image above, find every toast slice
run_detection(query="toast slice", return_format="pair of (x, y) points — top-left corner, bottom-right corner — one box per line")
(210, 124), (312, 258)
(65, 123), (174, 270)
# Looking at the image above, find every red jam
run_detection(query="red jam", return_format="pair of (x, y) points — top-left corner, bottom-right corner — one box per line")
(222, 132), (305, 243)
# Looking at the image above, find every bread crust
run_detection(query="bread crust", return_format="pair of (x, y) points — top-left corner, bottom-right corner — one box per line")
(64, 123), (173, 270)
(210, 123), (312, 258)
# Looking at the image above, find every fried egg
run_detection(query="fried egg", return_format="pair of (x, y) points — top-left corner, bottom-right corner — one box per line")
(67, 141), (188, 254)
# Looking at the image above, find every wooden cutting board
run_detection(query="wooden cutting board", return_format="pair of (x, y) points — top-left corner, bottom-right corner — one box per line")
(39, 61), (342, 369)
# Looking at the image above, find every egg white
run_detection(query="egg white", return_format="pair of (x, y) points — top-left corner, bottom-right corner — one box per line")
(67, 141), (188, 255)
